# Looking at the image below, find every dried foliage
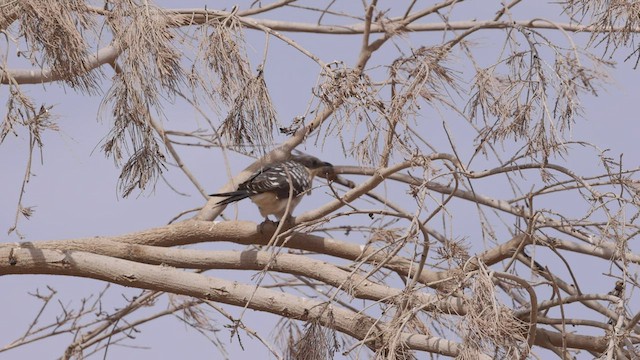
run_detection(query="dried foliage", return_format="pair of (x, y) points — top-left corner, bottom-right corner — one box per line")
(101, 1), (183, 196)
(461, 269), (529, 358)
(564, 0), (640, 65)
(387, 46), (460, 157)
(313, 46), (460, 165)
(195, 14), (277, 154)
(316, 64), (385, 164)
(200, 15), (252, 104)
(0, 1), (20, 31)
(5, 92), (55, 146)
(2, 89), (37, 143)
(18, 0), (99, 92)
(2, 88), (56, 236)
(220, 71), (278, 154)
(286, 317), (339, 360)
(467, 31), (612, 161)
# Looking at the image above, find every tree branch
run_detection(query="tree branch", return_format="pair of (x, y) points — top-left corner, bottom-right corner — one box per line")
(1, 247), (477, 357)
(0, 44), (120, 85)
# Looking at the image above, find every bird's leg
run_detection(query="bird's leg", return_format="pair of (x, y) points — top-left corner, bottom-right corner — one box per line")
(279, 215), (296, 227)
(257, 217), (278, 234)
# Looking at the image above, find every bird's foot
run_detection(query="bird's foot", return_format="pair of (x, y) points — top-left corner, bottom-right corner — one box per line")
(280, 215), (295, 227)
(258, 218), (278, 234)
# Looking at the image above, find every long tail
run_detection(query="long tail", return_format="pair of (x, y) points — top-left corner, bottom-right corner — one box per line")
(208, 191), (250, 206)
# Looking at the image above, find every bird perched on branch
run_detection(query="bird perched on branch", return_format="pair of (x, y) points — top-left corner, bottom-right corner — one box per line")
(209, 154), (333, 220)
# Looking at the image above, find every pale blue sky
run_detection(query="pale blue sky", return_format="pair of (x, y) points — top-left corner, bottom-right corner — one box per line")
(1, 1), (639, 359)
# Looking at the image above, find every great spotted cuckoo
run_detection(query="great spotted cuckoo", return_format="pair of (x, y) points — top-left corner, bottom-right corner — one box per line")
(209, 154), (333, 220)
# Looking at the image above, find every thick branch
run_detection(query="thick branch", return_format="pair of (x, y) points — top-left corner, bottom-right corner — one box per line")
(10, 239), (466, 315)
(0, 246), (615, 355)
(174, 9), (640, 35)
(1, 220), (445, 286)
(1, 247), (474, 357)
(0, 45), (120, 85)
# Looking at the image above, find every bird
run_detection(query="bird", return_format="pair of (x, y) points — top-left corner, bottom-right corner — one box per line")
(209, 154), (333, 220)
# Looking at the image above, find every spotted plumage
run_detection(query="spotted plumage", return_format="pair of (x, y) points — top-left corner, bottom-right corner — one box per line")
(209, 155), (332, 220)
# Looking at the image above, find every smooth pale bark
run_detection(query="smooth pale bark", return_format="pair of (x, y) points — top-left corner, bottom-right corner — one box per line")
(0, 244), (612, 355)
(13, 220), (446, 284)
(2, 238), (467, 314)
(1, 247), (479, 358)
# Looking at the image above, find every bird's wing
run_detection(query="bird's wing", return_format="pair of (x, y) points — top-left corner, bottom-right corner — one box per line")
(238, 161), (309, 199)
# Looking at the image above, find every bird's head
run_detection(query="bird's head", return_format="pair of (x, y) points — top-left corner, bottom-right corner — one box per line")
(291, 153), (334, 179)
(292, 154), (332, 169)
